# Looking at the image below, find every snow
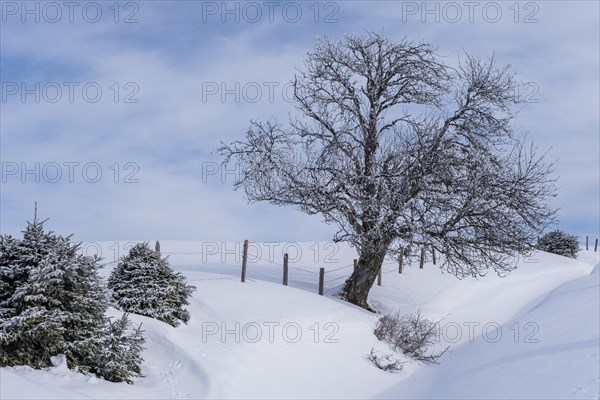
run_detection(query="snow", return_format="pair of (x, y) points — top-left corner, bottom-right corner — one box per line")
(378, 259), (600, 399)
(1, 243), (598, 399)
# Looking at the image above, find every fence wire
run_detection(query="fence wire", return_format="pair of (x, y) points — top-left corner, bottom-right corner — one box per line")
(93, 243), (435, 296)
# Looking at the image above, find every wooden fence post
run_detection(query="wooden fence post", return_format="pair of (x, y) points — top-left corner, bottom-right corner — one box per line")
(377, 266), (382, 286)
(353, 258), (358, 271)
(419, 247), (425, 269)
(431, 245), (436, 265)
(318, 268), (325, 295)
(586, 235), (589, 251)
(241, 239), (248, 283)
(283, 253), (289, 286)
(398, 252), (403, 274)
(595, 238), (598, 252)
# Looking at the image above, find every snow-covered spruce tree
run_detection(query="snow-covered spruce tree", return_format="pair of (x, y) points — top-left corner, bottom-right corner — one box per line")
(108, 243), (196, 327)
(0, 217), (107, 368)
(98, 313), (145, 384)
(0, 215), (144, 383)
(537, 230), (579, 259)
(218, 32), (557, 310)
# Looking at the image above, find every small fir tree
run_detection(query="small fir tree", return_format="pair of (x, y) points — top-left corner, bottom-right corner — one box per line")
(97, 313), (145, 384)
(108, 243), (196, 327)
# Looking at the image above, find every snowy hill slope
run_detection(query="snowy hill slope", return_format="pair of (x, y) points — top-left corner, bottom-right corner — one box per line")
(1, 243), (598, 399)
(378, 260), (600, 399)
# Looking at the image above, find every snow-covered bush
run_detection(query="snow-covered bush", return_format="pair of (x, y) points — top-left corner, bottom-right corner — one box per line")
(367, 348), (404, 371)
(108, 243), (196, 327)
(374, 311), (448, 364)
(0, 217), (145, 383)
(537, 230), (579, 258)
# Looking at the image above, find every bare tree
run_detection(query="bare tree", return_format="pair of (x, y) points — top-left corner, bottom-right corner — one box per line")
(218, 33), (556, 310)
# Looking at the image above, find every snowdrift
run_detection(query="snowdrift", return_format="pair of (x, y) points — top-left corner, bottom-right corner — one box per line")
(1, 243), (598, 399)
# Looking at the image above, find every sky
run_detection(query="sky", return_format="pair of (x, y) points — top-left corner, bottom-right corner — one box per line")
(0, 0), (599, 243)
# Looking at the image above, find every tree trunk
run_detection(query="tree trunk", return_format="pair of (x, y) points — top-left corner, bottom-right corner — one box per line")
(340, 249), (387, 311)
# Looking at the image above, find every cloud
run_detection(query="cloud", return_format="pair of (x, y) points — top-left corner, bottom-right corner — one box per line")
(1, 1), (598, 242)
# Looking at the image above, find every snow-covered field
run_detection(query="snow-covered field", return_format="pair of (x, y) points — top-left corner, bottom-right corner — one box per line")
(1, 242), (599, 399)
